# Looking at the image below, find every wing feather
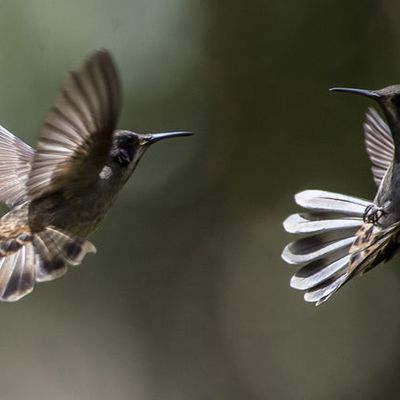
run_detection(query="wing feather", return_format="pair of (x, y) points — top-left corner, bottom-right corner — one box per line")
(363, 107), (394, 186)
(28, 50), (121, 199)
(0, 125), (34, 207)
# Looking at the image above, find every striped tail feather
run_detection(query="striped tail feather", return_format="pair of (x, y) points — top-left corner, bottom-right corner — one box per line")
(0, 243), (36, 301)
(282, 190), (371, 305)
(0, 226), (96, 301)
(33, 226), (96, 283)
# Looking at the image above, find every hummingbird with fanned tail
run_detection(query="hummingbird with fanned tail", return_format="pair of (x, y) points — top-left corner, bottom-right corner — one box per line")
(282, 85), (400, 305)
(0, 50), (191, 301)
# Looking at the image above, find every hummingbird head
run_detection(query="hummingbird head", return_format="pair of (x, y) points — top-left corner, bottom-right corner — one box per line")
(110, 130), (192, 170)
(330, 85), (400, 128)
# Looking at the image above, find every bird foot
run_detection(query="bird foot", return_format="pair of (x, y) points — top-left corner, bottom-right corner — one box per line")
(363, 204), (385, 224)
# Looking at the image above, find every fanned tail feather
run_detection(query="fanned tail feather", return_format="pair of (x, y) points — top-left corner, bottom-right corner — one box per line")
(0, 243), (35, 301)
(33, 226), (96, 283)
(282, 190), (371, 305)
(0, 226), (95, 301)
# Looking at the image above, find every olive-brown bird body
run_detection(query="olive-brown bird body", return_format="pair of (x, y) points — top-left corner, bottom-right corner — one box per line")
(28, 138), (142, 237)
(0, 50), (191, 301)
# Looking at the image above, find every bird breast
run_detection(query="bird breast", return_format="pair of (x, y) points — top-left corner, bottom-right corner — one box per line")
(29, 168), (126, 238)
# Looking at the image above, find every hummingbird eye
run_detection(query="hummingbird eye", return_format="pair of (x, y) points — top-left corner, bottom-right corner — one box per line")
(117, 134), (138, 147)
(125, 135), (135, 144)
(111, 134), (138, 167)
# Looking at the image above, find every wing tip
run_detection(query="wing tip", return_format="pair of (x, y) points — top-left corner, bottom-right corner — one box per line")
(85, 48), (113, 64)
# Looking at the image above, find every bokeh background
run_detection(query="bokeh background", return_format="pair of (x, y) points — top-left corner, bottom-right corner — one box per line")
(1, 0), (400, 399)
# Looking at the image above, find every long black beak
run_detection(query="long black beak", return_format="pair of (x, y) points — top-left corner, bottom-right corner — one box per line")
(145, 131), (193, 144)
(329, 87), (381, 99)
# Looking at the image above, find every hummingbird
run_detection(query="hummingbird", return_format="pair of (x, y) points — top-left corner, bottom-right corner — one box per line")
(282, 85), (400, 305)
(0, 50), (192, 301)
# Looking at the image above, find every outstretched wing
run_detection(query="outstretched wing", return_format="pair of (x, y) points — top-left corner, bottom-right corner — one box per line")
(0, 125), (34, 207)
(363, 107), (394, 186)
(27, 50), (121, 199)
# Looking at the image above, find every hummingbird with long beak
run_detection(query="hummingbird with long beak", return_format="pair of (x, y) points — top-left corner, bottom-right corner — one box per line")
(282, 85), (400, 305)
(0, 50), (191, 301)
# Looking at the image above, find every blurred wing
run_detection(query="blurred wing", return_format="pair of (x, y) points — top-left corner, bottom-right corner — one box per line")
(28, 50), (121, 199)
(0, 124), (34, 207)
(363, 107), (394, 186)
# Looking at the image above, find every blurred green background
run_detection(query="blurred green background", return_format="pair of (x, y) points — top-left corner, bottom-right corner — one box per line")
(1, 0), (400, 399)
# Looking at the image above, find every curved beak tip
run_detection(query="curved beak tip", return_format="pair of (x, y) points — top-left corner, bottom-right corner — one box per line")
(329, 87), (380, 99)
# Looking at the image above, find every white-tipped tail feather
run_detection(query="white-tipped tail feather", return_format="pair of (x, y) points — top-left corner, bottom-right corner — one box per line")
(34, 226), (96, 283)
(282, 190), (372, 305)
(0, 243), (36, 301)
(0, 226), (96, 301)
